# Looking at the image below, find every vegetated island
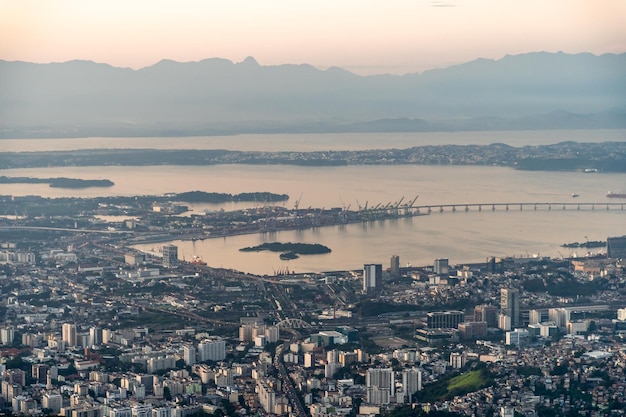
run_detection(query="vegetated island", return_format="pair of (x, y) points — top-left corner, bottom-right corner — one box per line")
(561, 240), (606, 248)
(239, 242), (332, 260)
(0, 176), (114, 188)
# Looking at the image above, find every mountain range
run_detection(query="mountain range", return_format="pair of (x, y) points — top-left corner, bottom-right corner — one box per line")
(1, 52), (625, 137)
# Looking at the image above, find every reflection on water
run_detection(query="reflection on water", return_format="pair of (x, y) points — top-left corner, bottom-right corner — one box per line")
(2, 131), (624, 275)
(135, 209), (623, 276)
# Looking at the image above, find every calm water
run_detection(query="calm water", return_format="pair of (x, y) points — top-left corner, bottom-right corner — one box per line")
(1, 130), (625, 275)
(1, 129), (625, 152)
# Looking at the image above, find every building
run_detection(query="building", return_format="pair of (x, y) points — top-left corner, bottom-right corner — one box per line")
(401, 368), (422, 403)
(162, 244), (178, 268)
(529, 309), (548, 325)
(363, 264), (383, 292)
(89, 326), (102, 347)
(427, 311), (464, 329)
(474, 304), (498, 327)
(506, 329), (529, 346)
(198, 338), (226, 362)
(498, 313), (511, 331)
(390, 255), (400, 277)
(548, 308), (570, 330)
(501, 288), (520, 328)
(0, 327), (14, 345)
(434, 258), (449, 275)
(486, 257), (504, 274)
(458, 321), (487, 340)
(125, 253), (144, 265)
(183, 345), (196, 366)
(42, 393), (63, 414)
(449, 352), (466, 369)
(62, 323), (78, 347)
(607, 235), (626, 259)
(366, 368), (394, 405)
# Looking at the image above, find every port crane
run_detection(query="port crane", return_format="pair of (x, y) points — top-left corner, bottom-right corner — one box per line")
(403, 195), (419, 215)
(293, 193), (303, 211)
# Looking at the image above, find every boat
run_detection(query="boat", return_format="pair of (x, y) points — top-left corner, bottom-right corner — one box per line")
(571, 193), (579, 198)
(607, 191), (626, 199)
(191, 255), (207, 265)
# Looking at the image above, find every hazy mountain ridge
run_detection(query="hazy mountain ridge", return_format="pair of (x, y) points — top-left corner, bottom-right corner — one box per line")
(1, 52), (625, 137)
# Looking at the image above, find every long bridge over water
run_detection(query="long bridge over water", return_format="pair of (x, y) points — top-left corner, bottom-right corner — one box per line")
(406, 201), (625, 214)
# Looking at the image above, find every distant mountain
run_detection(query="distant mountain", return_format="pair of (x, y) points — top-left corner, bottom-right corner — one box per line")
(1, 52), (625, 137)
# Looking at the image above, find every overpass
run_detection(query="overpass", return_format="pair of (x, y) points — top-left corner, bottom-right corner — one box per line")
(0, 225), (133, 234)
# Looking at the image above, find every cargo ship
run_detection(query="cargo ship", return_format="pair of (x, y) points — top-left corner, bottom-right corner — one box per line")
(607, 191), (626, 199)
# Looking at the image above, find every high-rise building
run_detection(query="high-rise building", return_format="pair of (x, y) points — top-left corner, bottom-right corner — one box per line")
(363, 264), (383, 292)
(89, 327), (102, 347)
(501, 288), (520, 328)
(390, 255), (400, 277)
(62, 323), (77, 347)
(449, 352), (466, 369)
(183, 345), (196, 366)
(474, 305), (498, 328)
(434, 259), (449, 275)
(366, 368), (394, 405)
(0, 327), (14, 345)
(162, 244), (178, 268)
(548, 307), (570, 330)
(607, 235), (626, 259)
(529, 309), (549, 325)
(401, 368), (422, 403)
(197, 338), (226, 362)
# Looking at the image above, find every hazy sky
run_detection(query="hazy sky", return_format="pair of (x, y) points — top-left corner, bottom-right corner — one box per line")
(1, 0), (625, 75)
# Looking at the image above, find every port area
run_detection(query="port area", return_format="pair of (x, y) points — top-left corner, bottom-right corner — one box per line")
(128, 204), (428, 244)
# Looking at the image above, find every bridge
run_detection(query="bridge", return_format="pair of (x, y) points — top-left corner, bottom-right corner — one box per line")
(371, 202), (625, 215)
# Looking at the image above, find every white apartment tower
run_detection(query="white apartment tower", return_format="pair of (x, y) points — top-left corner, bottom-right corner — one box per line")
(363, 264), (383, 292)
(366, 368), (394, 405)
(62, 323), (77, 347)
(401, 368), (422, 404)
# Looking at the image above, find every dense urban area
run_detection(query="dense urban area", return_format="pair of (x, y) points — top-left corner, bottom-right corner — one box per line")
(0, 191), (626, 417)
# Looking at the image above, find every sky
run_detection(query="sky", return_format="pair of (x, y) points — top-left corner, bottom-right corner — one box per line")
(1, 0), (625, 75)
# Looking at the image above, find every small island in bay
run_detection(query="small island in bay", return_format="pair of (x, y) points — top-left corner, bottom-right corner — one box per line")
(279, 252), (299, 260)
(0, 176), (114, 189)
(240, 242), (332, 260)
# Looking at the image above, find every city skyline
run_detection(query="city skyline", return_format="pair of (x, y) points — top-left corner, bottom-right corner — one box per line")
(2, 0), (625, 75)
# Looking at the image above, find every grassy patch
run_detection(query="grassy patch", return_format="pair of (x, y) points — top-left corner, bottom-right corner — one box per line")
(417, 366), (494, 402)
(448, 369), (486, 392)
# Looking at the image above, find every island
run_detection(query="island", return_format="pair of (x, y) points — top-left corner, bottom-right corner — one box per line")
(240, 242), (332, 260)
(0, 176), (114, 188)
